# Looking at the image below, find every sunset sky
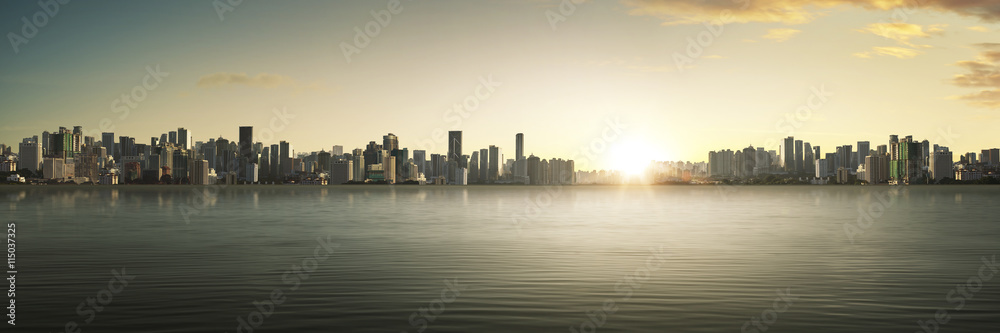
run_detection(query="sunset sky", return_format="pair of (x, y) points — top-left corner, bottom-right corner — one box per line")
(1, 0), (999, 170)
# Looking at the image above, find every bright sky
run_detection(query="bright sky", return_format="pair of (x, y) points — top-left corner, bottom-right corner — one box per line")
(1, 0), (999, 170)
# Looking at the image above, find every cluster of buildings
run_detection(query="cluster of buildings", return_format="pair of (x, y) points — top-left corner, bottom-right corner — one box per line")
(706, 135), (1000, 184)
(0, 126), (576, 186)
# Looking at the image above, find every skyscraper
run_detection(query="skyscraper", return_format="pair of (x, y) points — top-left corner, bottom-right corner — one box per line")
(239, 126), (253, 178)
(118, 136), (135, 157)
(857, 141), (870, 169)
(413, 150), (426, 176)
(168, 131), (177, 145)
(515, 133), (524, 161)
(488, 145), (502, 182)
(929, 149), (953, 182)
(803, 142), (813, 175)
(279, 141), (293, 176)
(382, 133), (398, 152)
(269, 144), (280, 179)
(479, 148), (488, 183)
(794, 140), (803, 173)
(101, 132), (115, 160)
(177, 127), (190, 150)
(448, 131), (462, 168)
(781, 136), (794, 172)
(18, 140), (42, 172)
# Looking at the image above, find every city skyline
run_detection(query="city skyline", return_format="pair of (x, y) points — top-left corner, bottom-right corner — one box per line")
(3, 1), (1000, 168)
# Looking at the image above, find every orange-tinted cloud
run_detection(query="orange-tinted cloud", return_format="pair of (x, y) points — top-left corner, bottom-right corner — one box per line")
(857, 22), (944, 48)
(950, 44), (1000, 108)
(854, 46), (923, 59)
(622, 0), (1000, 25)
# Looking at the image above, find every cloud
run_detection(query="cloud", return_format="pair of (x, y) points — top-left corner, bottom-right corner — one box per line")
(762, 28), (802, 42)
(197, 72), (297, 89)
(949, 45), (1000, 108)
(967, 26), (991, 32)
(854, 46), (923, 59)
(622, 0), (1000, 25)
(857, 23), (944, 48)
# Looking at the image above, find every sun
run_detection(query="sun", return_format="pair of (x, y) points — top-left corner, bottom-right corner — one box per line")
(608, 139), (655, 176)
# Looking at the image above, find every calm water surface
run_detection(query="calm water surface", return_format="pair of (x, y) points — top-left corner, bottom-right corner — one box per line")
(5, 185), (1000, 332)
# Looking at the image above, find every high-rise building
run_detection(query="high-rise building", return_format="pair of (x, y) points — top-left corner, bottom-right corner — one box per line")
(857, 141), (870, 169)
(269, 144), (280, 179)
(279, 141), (293, 176)
(479, 148), (488, 183)
(101, 132), (118, 160)
(920, 140), (930, 167)
(177, 128), (190, 150)
(863, 154), (889, 184)
(780, 136), (794, 172)
(118, 136), (135, 157)
(488, 145), (503, 182)
(52, 128), (74, 159)
(168, 131), (177, 145)
(41, 131), (51, 156)
(803, 142), (813, 175)
(448, 131), (463, 168)
(469, 151), (480, 183)
(172, 149), (191, 183)
(383, 133), (398, 152)
(191, 160), (211, 185)
(18, 141), (42, 172)
(929, 149), (953, 182)
(983, 148), (1000, 165)
(331, 160), (353, 184)
(239, 126), (253, 178)
(352, 149), (365, 182)
(794, 140), (803, 173)
(364, 141), (382, 169)
(515, 133), (524, 161)
(413, 150), (426, 176)
(331, 145), (344, 156)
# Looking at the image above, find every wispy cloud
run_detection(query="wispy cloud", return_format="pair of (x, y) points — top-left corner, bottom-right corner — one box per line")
(196, 72), (333, 95)
(762, 28), (802, 42)
(967, 26), (990, 32)
(857, 22), (944, 48)
(622, 0), (1000, 25)
(853, 46), (923, 59)
(949, 44), (1000, 108)
(197, 72), (297, 89)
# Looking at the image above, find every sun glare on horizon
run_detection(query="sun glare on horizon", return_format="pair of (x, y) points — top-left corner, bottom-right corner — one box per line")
(609, 139), (657, 176)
